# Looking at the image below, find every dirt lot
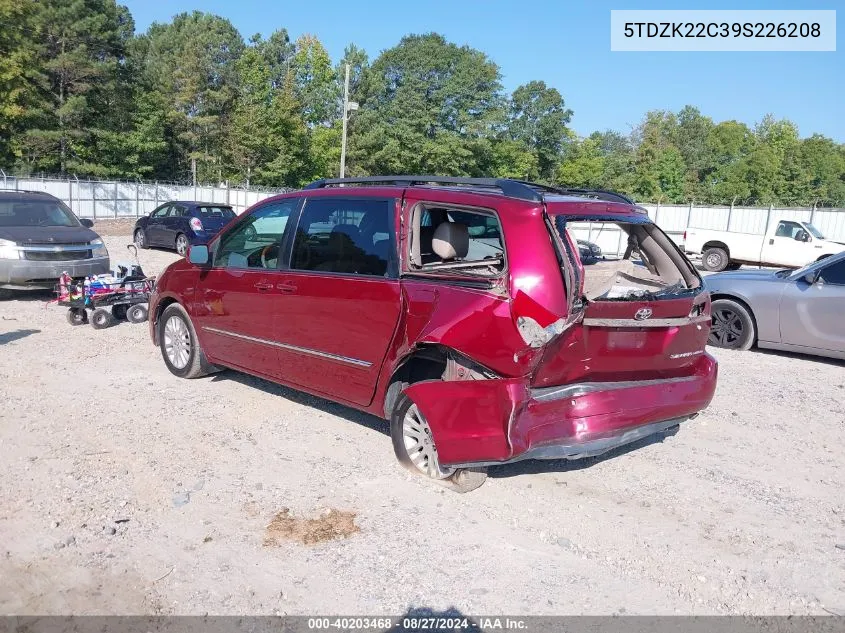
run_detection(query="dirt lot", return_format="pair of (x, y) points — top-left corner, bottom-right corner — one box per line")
(1, 235), (843, 616)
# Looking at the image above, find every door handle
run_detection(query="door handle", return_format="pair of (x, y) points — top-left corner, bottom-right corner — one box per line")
(276, 282), (297, 293)
(254, 281), (274, 291)
(769, 239), (774, 245)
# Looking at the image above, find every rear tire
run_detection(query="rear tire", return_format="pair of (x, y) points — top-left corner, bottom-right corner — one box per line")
(390, 392), (487, 493)
(702, 247), (729, 272)
(708, 299), (756, 351)
(159, 303), (219, 378)
(127, 304), (148, 324)
(91, 308), (116, 330)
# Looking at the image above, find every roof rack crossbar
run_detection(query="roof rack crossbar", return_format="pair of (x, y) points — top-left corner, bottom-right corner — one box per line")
(302, 176), (633, 205)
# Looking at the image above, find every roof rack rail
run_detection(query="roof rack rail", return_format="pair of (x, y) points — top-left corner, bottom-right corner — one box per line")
(0, 188), (55, 196)
(510, 181), (634, 205)
(303, 176), (545, 202)
(302, 176), (634, 205)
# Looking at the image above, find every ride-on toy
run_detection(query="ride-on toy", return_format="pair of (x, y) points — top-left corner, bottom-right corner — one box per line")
(53, 245), (156, 329)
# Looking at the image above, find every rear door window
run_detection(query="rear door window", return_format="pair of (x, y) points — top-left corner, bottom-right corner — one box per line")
(290, 198), (392, 277)
(411, 205), (505, 275)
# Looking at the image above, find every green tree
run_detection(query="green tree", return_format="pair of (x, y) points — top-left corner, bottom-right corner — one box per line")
(557, 135), (604, 188)
(351, 33), (504, 176)
(507, 80), (572, 180)
(0, 0), (44, 166)
(18, 0), (134, 174)
(292, 34), (338, 127)
(136, 12), (244, 182)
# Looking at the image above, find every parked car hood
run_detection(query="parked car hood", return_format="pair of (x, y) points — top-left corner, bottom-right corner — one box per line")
(0, 225), (100, 244)
(705, 269), (783, 285)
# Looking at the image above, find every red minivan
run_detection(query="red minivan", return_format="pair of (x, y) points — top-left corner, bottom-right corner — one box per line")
(149, 177), (717, 492)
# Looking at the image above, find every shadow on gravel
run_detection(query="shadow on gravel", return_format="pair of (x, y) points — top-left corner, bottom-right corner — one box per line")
(488, 429), (677, 479)
(210, 371), (390, 436)
(752, 347), (845, 368)
(1, 289), (54, 303)
(0, 328), (41, 344)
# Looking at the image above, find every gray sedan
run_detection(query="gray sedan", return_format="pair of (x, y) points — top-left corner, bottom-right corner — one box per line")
(704, 250), (845, 360)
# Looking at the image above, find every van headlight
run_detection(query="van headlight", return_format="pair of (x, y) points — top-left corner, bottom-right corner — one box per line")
(0, 238), (21, 260)
(90, 238), (109, 258)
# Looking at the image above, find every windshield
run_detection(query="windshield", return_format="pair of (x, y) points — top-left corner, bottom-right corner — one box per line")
(0, 200), (81, 228)
(803, 223), (825, 240)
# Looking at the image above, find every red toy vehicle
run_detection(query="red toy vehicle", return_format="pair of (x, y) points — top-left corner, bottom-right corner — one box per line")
(149, 177), (717, 491)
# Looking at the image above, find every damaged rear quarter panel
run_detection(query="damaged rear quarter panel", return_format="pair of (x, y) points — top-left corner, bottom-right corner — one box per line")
(398, 280), (535, 377)
(404, 378), (527, 464)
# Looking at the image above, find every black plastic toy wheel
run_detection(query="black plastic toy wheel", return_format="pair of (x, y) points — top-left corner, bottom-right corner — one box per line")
(112, 304), (129, 321)
(127, 304), (148, 324)
(91, 308), (116, 330)
(66, 308), (88, 326)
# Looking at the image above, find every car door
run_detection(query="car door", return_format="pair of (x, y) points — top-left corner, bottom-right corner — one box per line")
(190, 199), (299, 378)
(146, 204), (172, 246)
(763, 221), (812, 267)
(779, 256), (845, 354)
(161, 204), (187, 248)
(270, 196), (402, 407)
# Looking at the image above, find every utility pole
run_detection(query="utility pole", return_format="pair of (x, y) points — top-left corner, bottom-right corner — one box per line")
(339, 63), (359, 178)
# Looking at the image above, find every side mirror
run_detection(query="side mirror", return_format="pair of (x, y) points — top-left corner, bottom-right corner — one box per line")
(187, 244), (209, 265)
(795, 231), (809, 242)
(802, 271), (819, 285)
(80, 218), (94, 228)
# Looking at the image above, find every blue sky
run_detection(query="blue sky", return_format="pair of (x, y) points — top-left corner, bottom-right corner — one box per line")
(123, 0), (844, 141)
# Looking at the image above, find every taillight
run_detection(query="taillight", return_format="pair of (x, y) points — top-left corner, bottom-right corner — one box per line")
(189, 217), (203, 232)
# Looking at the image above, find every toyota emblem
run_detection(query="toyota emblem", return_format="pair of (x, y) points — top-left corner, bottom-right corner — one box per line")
(634, 308), (653, 321)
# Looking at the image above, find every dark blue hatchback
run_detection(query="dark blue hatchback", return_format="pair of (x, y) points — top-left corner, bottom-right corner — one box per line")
(133, 201), (237, 256)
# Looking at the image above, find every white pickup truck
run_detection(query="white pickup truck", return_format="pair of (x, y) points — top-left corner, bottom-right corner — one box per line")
(684, 219), (845, 272)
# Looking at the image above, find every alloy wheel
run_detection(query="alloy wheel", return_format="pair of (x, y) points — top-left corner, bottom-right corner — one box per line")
(709, 308), (744, 348)
(176, 235), (188, 256)
(402, 404), (455, 480)
(163, 315), (191, 369)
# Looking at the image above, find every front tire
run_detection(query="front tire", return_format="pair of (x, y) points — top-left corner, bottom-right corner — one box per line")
(702, 247), (729, 272)
(175, 234), (189, 257)
(134, 229), (147, 249)
(390, 392), (487, 493)
(159, 303), (218, 378)
(708, 299), (756, 351)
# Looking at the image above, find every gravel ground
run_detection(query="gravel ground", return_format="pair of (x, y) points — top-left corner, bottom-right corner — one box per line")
(1, 235), (843, 616)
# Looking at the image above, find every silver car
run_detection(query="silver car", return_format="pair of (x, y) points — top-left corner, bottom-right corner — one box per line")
(704, 251), (845, 360)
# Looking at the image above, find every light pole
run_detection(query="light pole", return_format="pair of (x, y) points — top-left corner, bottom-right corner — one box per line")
(339, 63), (359, 178)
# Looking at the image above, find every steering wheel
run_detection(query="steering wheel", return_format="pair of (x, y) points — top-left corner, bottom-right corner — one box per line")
(260, 244), (279, 268)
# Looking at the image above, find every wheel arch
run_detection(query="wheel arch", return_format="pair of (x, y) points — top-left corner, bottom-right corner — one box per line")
(151, 295), (180, 346)
(702, 241), (730, 258)
(381, 344), (498, 418)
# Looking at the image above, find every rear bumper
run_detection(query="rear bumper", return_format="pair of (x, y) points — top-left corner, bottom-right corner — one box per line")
(0, 256), (110, 289)
(404, 353), (718, 467)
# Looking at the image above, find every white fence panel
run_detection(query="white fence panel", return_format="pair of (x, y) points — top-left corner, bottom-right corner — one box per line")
(4, 172), (845, 241)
